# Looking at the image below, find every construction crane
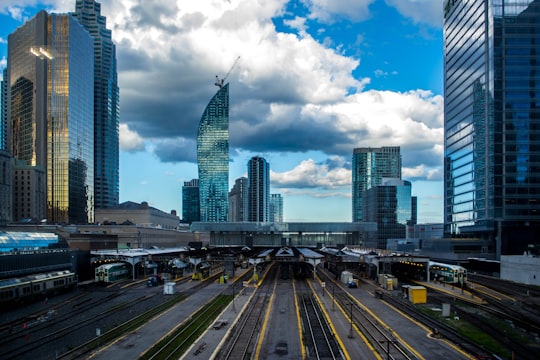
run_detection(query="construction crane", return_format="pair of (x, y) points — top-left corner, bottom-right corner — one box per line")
(215, 56), (241, 88)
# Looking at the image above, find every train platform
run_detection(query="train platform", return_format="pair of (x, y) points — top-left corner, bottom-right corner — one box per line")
(86, 269), (253, 360)
(414, 280), (486, 305)
(181, 282), (256, 360)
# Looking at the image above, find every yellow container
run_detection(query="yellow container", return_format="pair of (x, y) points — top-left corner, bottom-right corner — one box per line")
(408, 286), (427, 304)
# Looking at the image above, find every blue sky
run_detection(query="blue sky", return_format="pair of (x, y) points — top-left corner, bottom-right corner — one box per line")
(0, 0), (445, 223)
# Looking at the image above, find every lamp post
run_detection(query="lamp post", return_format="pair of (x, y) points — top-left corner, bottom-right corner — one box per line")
(232, 283), (236, 313)
(348, 302), (354, 338)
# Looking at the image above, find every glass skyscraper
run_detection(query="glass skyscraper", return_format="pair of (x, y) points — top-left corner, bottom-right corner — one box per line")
(364, 179), (412, 249)
(247, 156), (270, 222)
(270, 193), (283, 223)
(72, 0), (119, 209)
(229, 177), (248, 222)
(197, 83), (229, 222)
(444, 0), (540, 257)
(352, 147), (401, 222)
(182, 179), (200, 223)
(7, 10), (94, 224)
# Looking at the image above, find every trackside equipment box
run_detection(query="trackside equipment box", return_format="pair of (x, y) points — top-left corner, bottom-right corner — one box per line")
(408, 285), (427, 304)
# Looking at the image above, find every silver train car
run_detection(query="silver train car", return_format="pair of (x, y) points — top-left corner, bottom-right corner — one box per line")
(0, 270), (77, 305)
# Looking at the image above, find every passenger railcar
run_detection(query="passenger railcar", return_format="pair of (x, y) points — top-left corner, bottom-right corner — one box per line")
(0, 270), (77, 305)
(95, 263), (129, 283)
(429, 261), (467, 284)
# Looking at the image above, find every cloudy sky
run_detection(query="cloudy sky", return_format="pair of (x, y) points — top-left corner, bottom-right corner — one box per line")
(0, 0), (445, 223)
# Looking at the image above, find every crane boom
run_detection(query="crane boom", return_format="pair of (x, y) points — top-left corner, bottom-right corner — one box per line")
(215, 56), (241, 88)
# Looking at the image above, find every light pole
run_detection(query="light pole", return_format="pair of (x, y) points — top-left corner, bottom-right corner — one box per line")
(348, 302), (354, 338)
(332, 286), (335, 311)
(232, 283), (236, 313)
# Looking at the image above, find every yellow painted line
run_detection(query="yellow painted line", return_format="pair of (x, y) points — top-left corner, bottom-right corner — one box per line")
(254, 267), (279, 359)
(307, 279), (352, 360)
(293, 279), (307, 359)
(341, 289), (424, 360)
(468, 282), (516, 302)
(381, 298), (476, 360)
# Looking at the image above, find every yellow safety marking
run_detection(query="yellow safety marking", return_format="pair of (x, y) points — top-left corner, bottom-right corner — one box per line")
(327, 284), (383, 360)
(414, 281), (486, 304)
(307, 279), (352, 360)
(381, 299), (476, 360)
(343, 290), (424, 360)
(468, 282), (516, 302)
(254, 267), (279, 359)
(293, 278), (307, 359)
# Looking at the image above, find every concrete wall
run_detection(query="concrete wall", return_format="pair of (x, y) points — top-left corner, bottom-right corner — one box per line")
(500, 255), (540, 286)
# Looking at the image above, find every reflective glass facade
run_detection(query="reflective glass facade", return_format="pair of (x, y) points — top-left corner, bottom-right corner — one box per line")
(72, 0), (120, 209)
(197, 84), (229, 222)
(248, 156), (270, 222)
(270, 193), (284, 223)
(182, 179), (200, 223)
(7, 11), (94, 224)
(228, 177), (248, 222)
(352, 147), (401, 222)
(444, 0), (540, 256)
(363, 179), (412, 249)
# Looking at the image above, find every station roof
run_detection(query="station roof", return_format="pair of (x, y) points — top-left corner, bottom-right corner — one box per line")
(297, 248), (324, 259)
(91, 247), (190, 258)
(0, 232), (59, 253)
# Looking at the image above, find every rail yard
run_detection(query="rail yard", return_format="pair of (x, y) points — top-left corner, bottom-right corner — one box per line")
(1, 247), (539, 360)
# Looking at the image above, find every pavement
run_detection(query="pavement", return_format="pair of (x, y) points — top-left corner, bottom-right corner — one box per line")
(86, 269), (253, 360)
(85, 268), (476, 360)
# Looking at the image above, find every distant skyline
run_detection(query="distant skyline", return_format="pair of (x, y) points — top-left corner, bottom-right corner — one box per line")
(0, 0), (445, 223)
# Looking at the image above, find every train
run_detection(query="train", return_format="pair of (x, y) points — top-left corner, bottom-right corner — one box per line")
(94, 263), (130, 283)
(429, 261), (467, 284)
(0, 270), (77, 305)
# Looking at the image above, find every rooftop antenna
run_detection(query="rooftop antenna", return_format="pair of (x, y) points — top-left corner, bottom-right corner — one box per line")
(215, 56), (241, 88)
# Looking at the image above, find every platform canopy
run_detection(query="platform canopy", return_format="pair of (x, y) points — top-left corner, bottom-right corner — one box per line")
(0, 232), (59, 253)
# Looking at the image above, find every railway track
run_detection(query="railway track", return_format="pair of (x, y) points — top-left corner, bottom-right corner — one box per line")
(0, 292), (153, 360)
(317, 268), (414, 360)
(428, 289), (540, 359)
(217, 263), (277, 360)
(298, 291), (342, 360)
(334, 292), (415, 360)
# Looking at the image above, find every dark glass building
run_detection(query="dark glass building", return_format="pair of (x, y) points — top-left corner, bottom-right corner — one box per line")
(182, 179), (200, 223)
(444, 0), (540, 258)
(1, 68), (7, 150)
(72, 0), (119, 209)
(197, 83), (229, 222)
(229, 177), (248, 222)
(7, 11), (94, 224)
(247, 156), (270, 222)
(352, 147), (401, 222)
(364, 179), (412, 249)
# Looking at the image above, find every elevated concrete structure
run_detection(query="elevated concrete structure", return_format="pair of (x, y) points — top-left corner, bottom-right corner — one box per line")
(190, 221), (377, 248)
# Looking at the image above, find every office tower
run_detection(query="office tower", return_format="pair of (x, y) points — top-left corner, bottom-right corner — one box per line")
(270, 193), (283, 223)
(364, 178), (412, 249)
(247, 156), (270, 222)
(1, 68), (6, 150)
(7, 10), (94, 224)
(182, 179), (200, 223)
(72, 0), (119, 209)
(352, 147), (401, 222)
(197, 83), (229, 222)
(0, 150), (12, 225)
(12, 159), (46, 222)
(410, 196), (417, 226)
(229, 177), (248, 222)
(444, 0), (540, 257)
